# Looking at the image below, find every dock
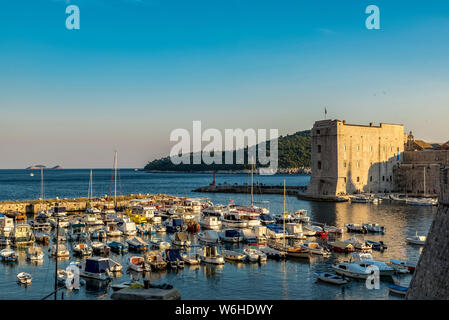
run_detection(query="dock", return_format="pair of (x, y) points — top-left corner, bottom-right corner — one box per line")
(192, 184), (307, 195)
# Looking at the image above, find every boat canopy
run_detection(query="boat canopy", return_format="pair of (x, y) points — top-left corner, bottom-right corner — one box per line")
(85, 258), (110, 273)
(266, 224), (283, 233)
(172, 219), (184, 226)
(224, 229), (241, 237)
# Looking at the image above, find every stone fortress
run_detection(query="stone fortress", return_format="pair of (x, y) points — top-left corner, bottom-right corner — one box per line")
(307, 119), (449, 199)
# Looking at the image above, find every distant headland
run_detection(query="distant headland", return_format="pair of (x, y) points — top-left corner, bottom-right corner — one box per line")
(26, 165), (63, 170)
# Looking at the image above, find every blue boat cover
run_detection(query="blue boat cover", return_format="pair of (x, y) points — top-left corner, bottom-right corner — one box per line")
(266, 224), (283, 232)
(85, 259), (110, 273)
(224, 229), (240, 237)
(173, 219), (184, 226)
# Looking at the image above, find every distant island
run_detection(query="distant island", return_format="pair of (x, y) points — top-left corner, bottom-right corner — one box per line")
(144, 130), (312, 174)
(26, 165), (63, 170)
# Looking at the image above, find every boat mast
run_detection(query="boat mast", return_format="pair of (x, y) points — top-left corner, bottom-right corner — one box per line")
(114, 151), (118, 209)
(283, 179), (286, 249)
(88, 169), (93, 200)
(54, 216), (59, 300)
(423, 166), (426, 197)
(250, 161), (254, 208)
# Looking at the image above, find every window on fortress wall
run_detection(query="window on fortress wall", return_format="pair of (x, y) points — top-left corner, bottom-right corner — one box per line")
(316, 130), (320, 135)
(369, 146), (373, 152)
(390, 176), (392, 181)
(382, 176), (385, 181)
(356, 161), (360, 168)
(317, 145), (321, 153)
(357, 145), (360, 151)
(357, 177), (360, 182)
(318, 161), (322, 170)
(344, 161), (347, 168)
(390, 147), (393, 152)
(444, 170), (448, 184)
(370, 176), (373, 182)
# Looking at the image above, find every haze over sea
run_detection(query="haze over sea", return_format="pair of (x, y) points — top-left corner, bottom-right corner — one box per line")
(0, 169), (435, 299)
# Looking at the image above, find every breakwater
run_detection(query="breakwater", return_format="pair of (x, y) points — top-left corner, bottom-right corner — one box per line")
(192, 184), (306, 195)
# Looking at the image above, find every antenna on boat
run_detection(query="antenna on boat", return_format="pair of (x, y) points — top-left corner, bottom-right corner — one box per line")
(114, 151), (118, 209)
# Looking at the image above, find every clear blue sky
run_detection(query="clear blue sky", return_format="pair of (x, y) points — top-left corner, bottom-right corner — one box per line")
(1, 0), (448, 168)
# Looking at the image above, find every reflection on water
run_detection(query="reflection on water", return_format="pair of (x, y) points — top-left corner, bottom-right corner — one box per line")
(0, 170), (437, 300)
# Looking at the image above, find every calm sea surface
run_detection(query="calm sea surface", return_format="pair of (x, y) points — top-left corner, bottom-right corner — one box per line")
(0, 169), (436, 300)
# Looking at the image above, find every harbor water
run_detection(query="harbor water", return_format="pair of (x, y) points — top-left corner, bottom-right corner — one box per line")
(0, 169), (436, 300)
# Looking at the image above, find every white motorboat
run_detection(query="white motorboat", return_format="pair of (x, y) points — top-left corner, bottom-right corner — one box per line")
(323, 225), (344, 235)
(300, 242), (331, 256)
(332, 262), (373, 279)
(104, 222), (122, 237)
(406, 198), (437, 206)
(91, 241), (111, 256)
(221, 211), (248, 229)
(0, 248), (18, 262)
(301, 225), (318, 236)
(181, 253), (200, 265)
(199, 215), (222, 230)
(345, 223), (368, 233)
(285, 223), (306, 240)
(197, 230), (220, 244)
(26, 246), (44, 261)
(91, 229), (107, 240)
(406, 232), (426, 245)
(11, 223), (35, 246)
(50, 244), (70, 258)
(198, 245), (224, 265)
(222, 250), (247, 262)
(243, 248), (267, 262)
(17, 272), (32, 285)
(294, 209), (310, 223)
(349, 252), (396, 276)
(149, 239), (171, 250)
(118, 219), (137, 236)
(314, 271), (348, 285)
(259, 246), (286, 260)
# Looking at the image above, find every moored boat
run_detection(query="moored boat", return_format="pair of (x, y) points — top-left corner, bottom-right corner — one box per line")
(388, 284), (408, 296)
(198, 245), (224, 265)
(80, 257), (113, 281)
(127, 256), (151, 272)
(406, 232), (426, 245)
(300, 242), (331, 256)
(314, 271), (348, 285)
(26, 246), (44, 261)
(222, 250), (247, 262)
(17, 272), (32, 285)
(126, 236), (148, 252)
(0, 248), (18, 262)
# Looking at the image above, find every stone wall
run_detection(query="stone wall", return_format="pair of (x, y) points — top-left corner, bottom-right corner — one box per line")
(393, 163), (441, 196)
(406, 167), (449, 299)
(307, 120), (406, 197)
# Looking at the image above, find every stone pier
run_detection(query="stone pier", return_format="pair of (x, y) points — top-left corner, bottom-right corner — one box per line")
(407, 167), (449, 299)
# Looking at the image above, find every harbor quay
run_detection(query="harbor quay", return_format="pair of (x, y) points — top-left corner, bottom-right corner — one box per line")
(0, 194), (178, 215)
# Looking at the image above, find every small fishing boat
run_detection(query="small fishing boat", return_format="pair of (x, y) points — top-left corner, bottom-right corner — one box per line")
(243, 248), (267, 262)
(73, 243), (93, 256)
(389, 259), (416, 273)
(79, 257), (112, 281)
(171, 231), (191, 247)
(91, 229), (107, 241)
(104, 222), (122, 237)
(108, 258), (123, 272)
(92, 241), (111, 256)
(222, 250), (247, 262)
(301, 225), (318, 237)
(0, 248), (18, 262)
(165, 218), (187, 233)
(219, 229), (244, 243)
(26, 246), (44, 261)
(259, 214), (275, 225)
(149, 239), (171, 250)
(181, 252), (201, 265)
(314, 271), (348, 285)
(165, 249), (185, 269)
(197, 230), (220, 244)
(366, 240), (388, 251)
(345, 224), (368, 233)
(345, 236), (373, 252)
(126, 236), (148, 252)
(68, 223), (89, 242)
(11, 223), (36, 247)
(406, 232), (426, 245)
(388, 284), (408, 296)
(328, 241), (355, 253)
(17, 272), (32, 285)
(323, 225), (344, 235)
(349, 252), (396, 276)
(362, 223), (386, 233)
(50, 244), (70, 258)
(35, 232), (50, 245)
(259, 246), (286, 260)
(144, 251), (167, 270)
(198, 245), (224, 265)
(154, 224), (166, 233)
(127, 256), (151, 272)
(107, 241), (128, 253)
(300, 242), (331, 256)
